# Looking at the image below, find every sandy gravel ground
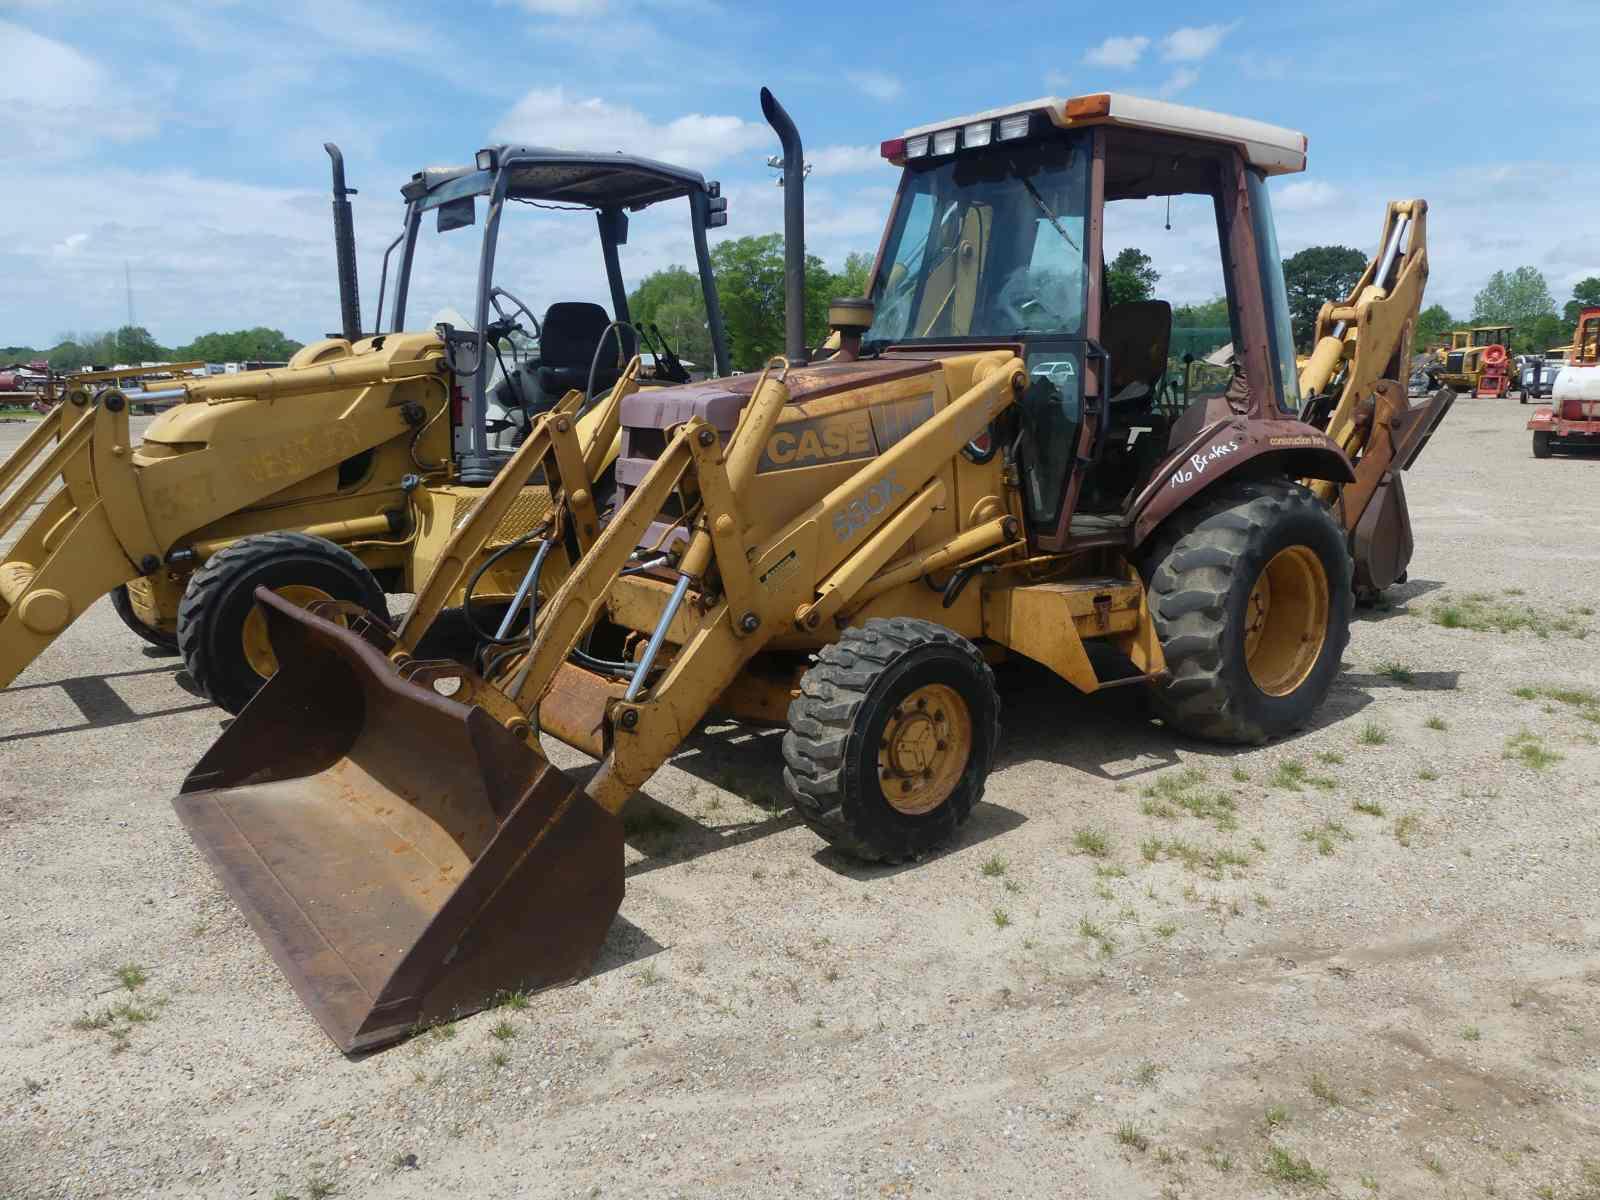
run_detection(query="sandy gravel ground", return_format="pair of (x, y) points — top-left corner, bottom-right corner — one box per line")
(1, 401), (1597, 1200)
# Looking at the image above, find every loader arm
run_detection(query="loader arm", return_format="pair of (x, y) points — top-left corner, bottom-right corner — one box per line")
(170, 349), (1026, 1051)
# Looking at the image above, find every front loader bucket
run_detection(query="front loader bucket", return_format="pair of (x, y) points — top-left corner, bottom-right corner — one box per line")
(173, 589), (623, 1053)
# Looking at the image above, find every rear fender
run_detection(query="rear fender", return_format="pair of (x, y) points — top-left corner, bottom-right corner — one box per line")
(1526, 407), (1556, 432)
(1130, 417), (1353, 547)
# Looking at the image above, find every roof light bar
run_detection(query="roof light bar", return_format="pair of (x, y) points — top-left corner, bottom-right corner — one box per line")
(997, 113), (1031, 140)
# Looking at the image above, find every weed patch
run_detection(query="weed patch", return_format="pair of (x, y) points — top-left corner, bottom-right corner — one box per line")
(1114, 1122), (1149, 1152)
(1262, 1144), (1327, 1187)
(1432, 595), (1589, 638)
(1352, 798), (1385, 818)
(1504, 730), (1562, 771)
(1393, 813), (1423, 847)
(1357, 722), (1388, 746)
(1301, 819), (1353, 857)
(1072, 828), (1111, 857)
(1376, 661), (1414, 684)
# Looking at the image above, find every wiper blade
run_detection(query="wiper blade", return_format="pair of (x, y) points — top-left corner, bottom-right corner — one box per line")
(1022, 178), (1079, 254)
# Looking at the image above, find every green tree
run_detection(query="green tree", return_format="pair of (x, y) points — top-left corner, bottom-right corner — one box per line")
(1281, 245), (1367, 350)
(1526, 313), (1569, 354)
(1561, 276), (1600, 326)
(113, 325), (167, 362)
(832, 251), (873, 300)
(1412, 303), (1454, 353)
(1470, 266), (1555, 352)
(1105, 247), (1159, 308)
(175, 328), (303, 362)
(1172, 296), (1230, 328)
(628, 265), (713, 368)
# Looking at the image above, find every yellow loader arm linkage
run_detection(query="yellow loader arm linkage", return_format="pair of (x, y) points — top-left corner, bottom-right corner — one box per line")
(173, 349), (1026, 1051)
(1296, 199), (1454, 595)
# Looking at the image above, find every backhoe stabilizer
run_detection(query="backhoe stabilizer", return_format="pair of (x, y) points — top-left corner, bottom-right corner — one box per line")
(174, 589), (622, 1053)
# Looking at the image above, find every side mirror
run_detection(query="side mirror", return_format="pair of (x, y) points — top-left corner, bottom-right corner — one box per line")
(436, 196), (476, 232)
(436, 323), (482, 376)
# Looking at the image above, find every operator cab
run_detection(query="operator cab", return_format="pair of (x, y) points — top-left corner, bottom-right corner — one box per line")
(870, 94), (1308, 550)
(377, 149), (730, 483)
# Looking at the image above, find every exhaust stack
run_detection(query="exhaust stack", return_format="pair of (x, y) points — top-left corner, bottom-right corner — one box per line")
(760, 88), (806, 364)
(325, 143), (363, 343)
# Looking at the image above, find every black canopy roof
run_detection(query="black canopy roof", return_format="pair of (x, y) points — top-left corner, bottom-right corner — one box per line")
(401, 147), (711, 212)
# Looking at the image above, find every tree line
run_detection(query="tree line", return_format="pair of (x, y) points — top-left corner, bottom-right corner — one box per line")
(2, 327), (305, 370)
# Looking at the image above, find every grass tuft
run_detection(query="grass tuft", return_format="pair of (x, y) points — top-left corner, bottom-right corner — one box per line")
(1462, 1026), (1482, 1041)
(1309, 1072), (1341, 1105)
(991, 908), (1012, 929)
(115, 964), (147, 991)
(1301, 819), (1353, 857)
(1432, 594), (1590, 638)
(1424, 715), (1447, 731)
(1393, 813), (1422, 847)
(1134, 1061), (1160, 1086)
(1376, 661), (1414, 684)
(1072, 828), (1111, 858)
(980, 854), (1008, 877)
(1114, 1121), (1150, 1152)
(1262, 1144), (1328, 1187)
(1357, 722), (1389, 746)
(1504, 730), (1562, 771)
(1352, 798), (1385, 818)
(490, 1019), (518, 1042)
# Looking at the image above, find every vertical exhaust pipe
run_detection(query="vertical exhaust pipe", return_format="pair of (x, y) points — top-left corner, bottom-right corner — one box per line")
(325, 143), (362, 343)
(760, 88), (806, 365)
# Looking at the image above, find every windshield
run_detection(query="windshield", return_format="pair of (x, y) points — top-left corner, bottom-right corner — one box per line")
(865, 135), (1090, 348)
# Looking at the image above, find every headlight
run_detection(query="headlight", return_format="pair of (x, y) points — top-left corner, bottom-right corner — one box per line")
(998, 114), (1031, 141)
(905, 135), (930, 159)
(932, 129), (958, 156)
(962, 121), (993, 149)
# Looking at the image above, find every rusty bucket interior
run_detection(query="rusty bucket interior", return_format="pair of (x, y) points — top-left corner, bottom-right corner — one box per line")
(174, 589), (624, 1053)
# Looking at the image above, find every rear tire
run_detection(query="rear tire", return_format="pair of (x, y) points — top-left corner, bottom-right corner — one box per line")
(1143, 480), (1351, 744)
(177, 532), (385, 714)
(1532, 431), (1553, 458)
(110, 583), (179, 652)
(783, 618), (1000, 863)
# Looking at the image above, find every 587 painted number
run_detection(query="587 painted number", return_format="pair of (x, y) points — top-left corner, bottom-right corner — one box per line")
(832, 473), (907, 542)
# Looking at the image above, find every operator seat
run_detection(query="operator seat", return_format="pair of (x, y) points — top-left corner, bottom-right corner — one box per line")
(1102, 300), (1172, 416)
(527, 301), (624, 414)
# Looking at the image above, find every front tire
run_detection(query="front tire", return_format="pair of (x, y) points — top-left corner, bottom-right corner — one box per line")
(1532, 431), (1553, 458)
(110, 582), (179, 652)
(1143, 481), (1352, 744)
(783, 618), (1000, 863)
(177, 532), (385, 714)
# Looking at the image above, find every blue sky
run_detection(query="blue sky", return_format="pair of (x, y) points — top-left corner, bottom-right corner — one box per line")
(4, 0), (1599, 349)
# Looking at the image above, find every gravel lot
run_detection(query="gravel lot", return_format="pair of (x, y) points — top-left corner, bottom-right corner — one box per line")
(2, 400), (1597, 1200)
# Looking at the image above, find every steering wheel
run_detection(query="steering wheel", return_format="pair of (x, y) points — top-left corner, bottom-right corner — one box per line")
(489, 288), (541, 360)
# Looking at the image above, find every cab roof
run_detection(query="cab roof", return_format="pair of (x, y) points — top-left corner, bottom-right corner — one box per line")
(901, 92), (1308, 176)
(401, 147), (711, 212)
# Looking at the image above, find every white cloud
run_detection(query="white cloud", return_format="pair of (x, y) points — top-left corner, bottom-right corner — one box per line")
(492, 88), (771, 171)
(1084, 35), (1149, 69)
(1158, 67), (1199, 97)
(513, 0), (606, 11)
(0, 21), (157, 159)
(1160, 23), (1232, 62)
(849, 71), (903, 102)
(1276, 180), (1341, 211)
(808, 145), (888, 177)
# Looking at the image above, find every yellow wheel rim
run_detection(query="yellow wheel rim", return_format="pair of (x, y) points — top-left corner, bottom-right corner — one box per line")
(1243, 546), (1329, 697)
(240, 584), (337, 679)
(878, 683), (972, 816)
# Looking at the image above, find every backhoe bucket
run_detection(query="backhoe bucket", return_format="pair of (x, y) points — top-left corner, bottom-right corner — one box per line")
(1350, 386), (1454, 594)
(173, 589), (623, 1053)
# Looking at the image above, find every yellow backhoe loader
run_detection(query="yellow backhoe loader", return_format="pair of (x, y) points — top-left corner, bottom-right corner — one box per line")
(174, 88), (1450, 1052)
(0, 145), (729, 712)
